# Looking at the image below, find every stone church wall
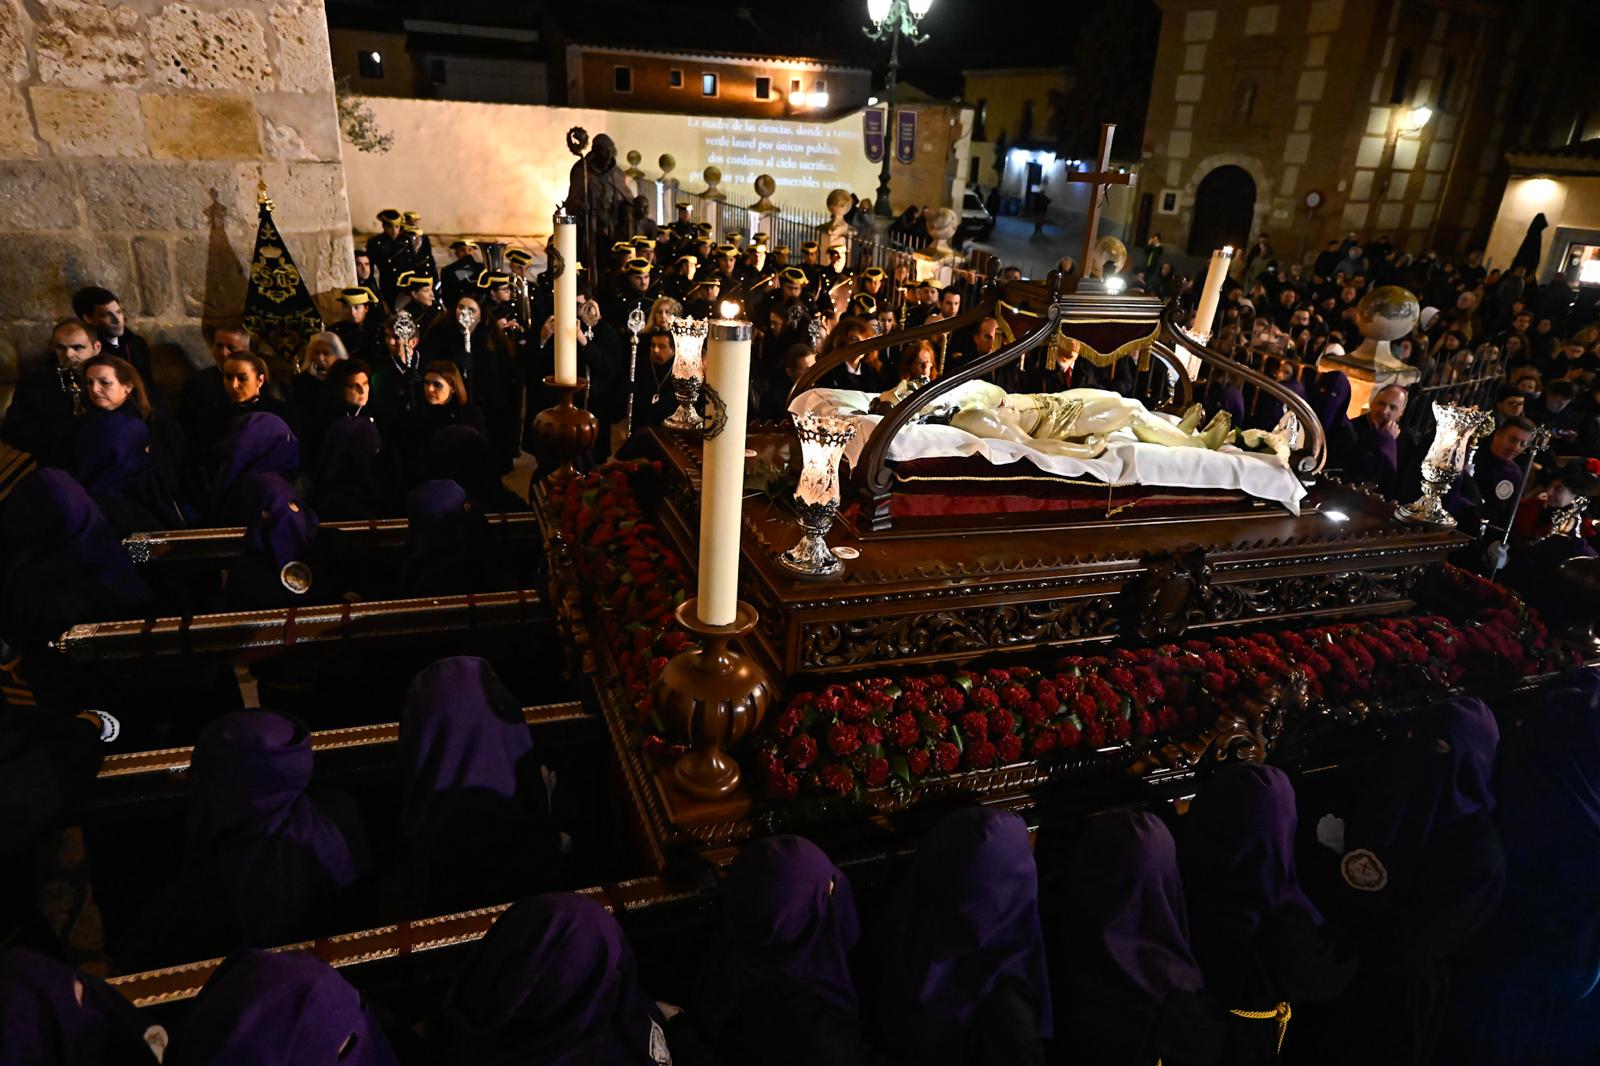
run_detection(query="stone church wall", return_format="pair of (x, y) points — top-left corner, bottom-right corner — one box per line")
(0, 0), (353, 406)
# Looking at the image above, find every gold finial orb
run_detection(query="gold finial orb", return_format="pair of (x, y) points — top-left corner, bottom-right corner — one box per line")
(1092, 235), (1127, 277)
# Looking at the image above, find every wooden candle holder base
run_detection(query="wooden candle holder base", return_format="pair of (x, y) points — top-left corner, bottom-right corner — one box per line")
(532, 376), (599, 480)
(652, 598), (774, 803)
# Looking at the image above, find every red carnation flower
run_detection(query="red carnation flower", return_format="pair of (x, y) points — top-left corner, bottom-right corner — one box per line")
(785, 735), (818, 769)
(1137, 710), (1156, 736)
(888, 712), (920, 747)
(862, 724), (884, 747)
(973, 687), (1001, 709)
(1031, 732), (1058, 756)
(826, 723), (863, 757)
(774, 706), (803, 738)
(1035, 679), (1058, 704)
(863, 757), (890, 788)
(966, 740), (998, 770)
(1086, 721), (1107, 747)
(940, 687), (967, 714)
(1057, 722), (1081, 749)
(960, 711), (989, 741)
(988, 708), (1016, 737)
(1072, 693), (1098, 717)
(1113, 717), (1133, 741)
(907, 749), (932, 775)
(899, 691), (929, 715)
(998, 734), (1023, 764)
(1020, 700), (1048, 728)
(820, 765), (855, 796)
(659, 630), (690, 655)
(933, 741), (961, 772)
(647, 656), (669, 681)
(1002, 683), (1031, 709)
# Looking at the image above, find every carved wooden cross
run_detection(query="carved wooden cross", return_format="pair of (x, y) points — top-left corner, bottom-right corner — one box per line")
(1064, 123), (1134, 276)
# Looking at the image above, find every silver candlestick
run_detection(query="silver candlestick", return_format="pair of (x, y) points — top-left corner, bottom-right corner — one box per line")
(1395, 402), (1495, 528)
(778, 412), (856, 577)
(664, 315), (708, 431)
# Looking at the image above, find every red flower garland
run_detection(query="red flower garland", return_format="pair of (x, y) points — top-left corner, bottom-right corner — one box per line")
(559, 463), (1567, 806)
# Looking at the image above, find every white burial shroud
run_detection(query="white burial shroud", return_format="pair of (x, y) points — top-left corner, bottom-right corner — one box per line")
(789, 384), (1308, 515)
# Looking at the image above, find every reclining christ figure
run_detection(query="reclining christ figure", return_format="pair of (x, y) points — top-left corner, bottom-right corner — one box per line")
(881, 379), (1236, 461)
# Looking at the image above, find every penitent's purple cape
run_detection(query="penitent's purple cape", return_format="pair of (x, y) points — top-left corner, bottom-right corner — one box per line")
(874, 807), (1052, 1064)
(692, 835), (860, 1041)
(170, 948), (398, 1066)
(444, 893), (667, 1066)
(185, 710), (362, 945)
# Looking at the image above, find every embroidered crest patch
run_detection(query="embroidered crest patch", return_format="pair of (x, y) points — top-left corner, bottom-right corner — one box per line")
(279, 561), (313, 595)
(1495, 479), (1516, 500)
(1341, 848), (1388, 891)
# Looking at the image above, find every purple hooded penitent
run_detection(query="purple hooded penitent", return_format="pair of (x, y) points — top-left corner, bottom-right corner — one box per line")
(693, 835), (860, 1041)
(171, 948), (398, 1066)
(400, 655), (542, 843)
(445, 893), (667, 1066)
(215, 413), (299, 497)
(186, 710), (362, 945)
(240, 474), (318, 570)
(0, 948), (162, 1065)
(875, 807), (1052, 1065)
(2, 468), (153, 609)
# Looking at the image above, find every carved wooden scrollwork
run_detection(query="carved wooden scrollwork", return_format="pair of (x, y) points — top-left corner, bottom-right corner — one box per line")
(1122, 546), (1212, 643)
(1130, 669), (1308, 775)
(1204, 566), (1422, 621)
(801, 596), (1119, 669)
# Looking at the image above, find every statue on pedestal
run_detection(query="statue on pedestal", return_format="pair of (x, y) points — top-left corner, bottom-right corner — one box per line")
(816, 189), (855, 262)
(563, 131), (635, 268)
(1318, 286), (1424, 418)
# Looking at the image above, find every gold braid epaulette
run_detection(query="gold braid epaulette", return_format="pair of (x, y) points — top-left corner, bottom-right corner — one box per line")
(1229, 1001), (1293, 1052)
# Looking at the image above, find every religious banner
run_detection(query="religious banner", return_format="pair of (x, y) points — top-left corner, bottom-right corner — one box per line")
(243, 182), (324, 373)
(863, 109), (885, 164)
(895, 109), (917, 165)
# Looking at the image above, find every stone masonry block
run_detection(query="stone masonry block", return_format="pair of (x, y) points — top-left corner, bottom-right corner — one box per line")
(148, 3), (271, 91)
(142, 93), (264, 160)
(0, 0), (29, 83)
(132, 235), (173, 316)
(0, 162), (81, 228)
(34, 0), (147, 88)
(254, 91), (341, 162)
(0, 232), (135, 318)
(270, 0), (335, 93)
(30, 86), (147, 157)
(77, 161), (241, 231)
(0, 87), (39, 158)
(175, 228), (250, 319)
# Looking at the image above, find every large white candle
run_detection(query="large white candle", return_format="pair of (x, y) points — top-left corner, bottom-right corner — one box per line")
(696, 304), (753, 626)
(553, 212), (578, 384)
(1192, 245), (1234, 343)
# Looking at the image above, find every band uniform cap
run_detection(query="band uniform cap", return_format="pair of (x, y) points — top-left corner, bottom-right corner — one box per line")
(850, 293), (877, 315)
(612, 241), (634, 253)
(484, 272), (511, 287)
(916, 279), (937, 289)
(450, 239), (478, 250)
(624, 257), (652, 275)
(506, 248), (534, 265)
(402, 211), (422, 224)
(827, 244), (845, 256)
(401, 224), (421, 235)
(396, 270), (417, 287)
(338, 287), (373, 306)
(675, 254), (698, 267)
(861, 266), (887, 280)
(716, 244), (738, 256)
(376, 208), (402, 223)
(800, 241), (820, 252)
(631, 236), (656, 249)
(753, 232), (770, 246)
(774, 245), (790, 254)
(695, 222), (714, 233)
(691, 277), (722, 293)
(725, 230), (743, 243)
(781, 267), (808, 284)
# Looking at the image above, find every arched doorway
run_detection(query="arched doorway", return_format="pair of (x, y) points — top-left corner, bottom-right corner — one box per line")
(1187, 165), (1256, 255)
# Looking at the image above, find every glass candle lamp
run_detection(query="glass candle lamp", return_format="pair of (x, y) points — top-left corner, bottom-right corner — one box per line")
(779, 412), (857, 577)
(664, 314), (708, 431)
(1395, 402), (1496, 527)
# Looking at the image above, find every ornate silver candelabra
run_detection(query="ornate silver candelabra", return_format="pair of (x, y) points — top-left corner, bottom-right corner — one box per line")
(664, 315), (708, 431)
(779, 412), (857, 577)
(1395, 402), (1495, 528)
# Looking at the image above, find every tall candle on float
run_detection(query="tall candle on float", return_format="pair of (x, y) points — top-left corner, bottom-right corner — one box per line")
(552, 211), (578, 384)
(1192, 245), (1233, 343)
(696, 302), (753, 626)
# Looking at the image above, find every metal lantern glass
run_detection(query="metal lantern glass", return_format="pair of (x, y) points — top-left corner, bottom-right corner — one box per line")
(664, 315), (709, 431)
(1395, 402), (1496, 528)
(779, 412), (857, 577)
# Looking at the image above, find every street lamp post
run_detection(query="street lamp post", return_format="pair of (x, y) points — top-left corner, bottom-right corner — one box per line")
(864, 0), (933, 220)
